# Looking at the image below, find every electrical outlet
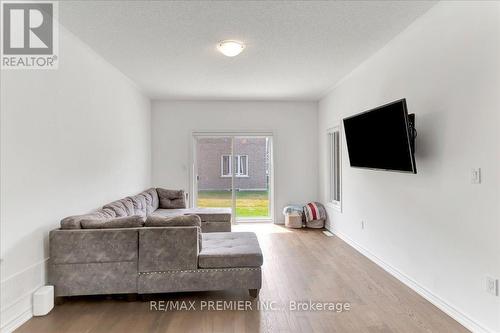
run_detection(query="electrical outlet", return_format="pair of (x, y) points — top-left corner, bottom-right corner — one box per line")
(486, 276), (499, 296)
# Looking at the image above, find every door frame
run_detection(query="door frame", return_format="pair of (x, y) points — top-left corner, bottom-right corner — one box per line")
(190, 131), (275, 224)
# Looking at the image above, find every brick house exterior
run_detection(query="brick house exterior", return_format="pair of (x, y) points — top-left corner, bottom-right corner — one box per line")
(196, 137), (268, 191)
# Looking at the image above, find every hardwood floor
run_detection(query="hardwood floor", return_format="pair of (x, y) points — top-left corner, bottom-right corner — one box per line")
(17, 224), (469, 333)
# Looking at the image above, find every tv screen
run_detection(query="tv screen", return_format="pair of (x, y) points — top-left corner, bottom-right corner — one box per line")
(343, 99), (416, 173)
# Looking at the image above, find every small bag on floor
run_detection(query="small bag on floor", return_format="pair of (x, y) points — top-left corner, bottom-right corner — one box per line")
(303, 202), (326, 228)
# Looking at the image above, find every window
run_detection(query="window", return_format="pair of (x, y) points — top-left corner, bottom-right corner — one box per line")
(221, 155), (248, 177)
(328, 126), (341, 211)
(238, 155), (248, 176)
(221, 155), (231, 176)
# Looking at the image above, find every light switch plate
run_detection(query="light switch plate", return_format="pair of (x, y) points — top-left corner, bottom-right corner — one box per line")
(486, 276), (499, 296)
(471, 168), (481, 184)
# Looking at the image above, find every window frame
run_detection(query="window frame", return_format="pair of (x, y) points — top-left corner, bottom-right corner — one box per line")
(327, 125), (342, 212)
(220, 154), (249, 178)
(237, 154), (249, 177)
(221, 154), (232, 177)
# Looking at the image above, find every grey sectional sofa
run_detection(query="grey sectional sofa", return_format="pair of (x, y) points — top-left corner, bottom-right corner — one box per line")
(49, 188), (263, 298)
(59, 188), (231, 233)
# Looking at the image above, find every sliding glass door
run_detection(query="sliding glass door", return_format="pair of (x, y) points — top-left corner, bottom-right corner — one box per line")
(194, 136), (233, 211)
(233, 136), (271, 221)
(193, 134), (273, 223)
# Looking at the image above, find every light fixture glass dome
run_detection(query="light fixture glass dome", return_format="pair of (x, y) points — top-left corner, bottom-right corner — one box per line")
(217, 40), (245, 57)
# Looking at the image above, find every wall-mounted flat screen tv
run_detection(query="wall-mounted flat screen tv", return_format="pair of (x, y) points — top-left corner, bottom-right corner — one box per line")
(343, 99), (416, 173)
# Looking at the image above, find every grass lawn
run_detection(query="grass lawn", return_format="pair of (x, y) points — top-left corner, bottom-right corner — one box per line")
(197, 190), (269, 218)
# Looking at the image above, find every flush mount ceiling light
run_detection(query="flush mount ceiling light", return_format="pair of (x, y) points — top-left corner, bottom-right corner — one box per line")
(217, 40), (245, 57)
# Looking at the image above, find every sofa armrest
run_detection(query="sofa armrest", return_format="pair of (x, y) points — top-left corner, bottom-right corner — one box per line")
(138, 226), (199, 273)
(49, 228), (139, 264)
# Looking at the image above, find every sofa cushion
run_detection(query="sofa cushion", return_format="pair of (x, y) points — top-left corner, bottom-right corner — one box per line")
(198, 232), (263, 268)
(128, 194), (147, 216)
(99, 208), (117, 219)
(80, 215), (145, 229)
(156, 188), (186, 209)
(153, 207), (231, 223)
(60, 208), (118, 229)
(103, 198), (135, 217)
(145, 214), (201, 227)
(139, 188), (159, 214)
(61, 213), (101, 229)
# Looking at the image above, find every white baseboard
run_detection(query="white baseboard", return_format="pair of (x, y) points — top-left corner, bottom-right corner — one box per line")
(331, 230), (496, 333)
(1, 308), (32, 333)
(0, 258), (48, 333)
(274, 219), (285, 225)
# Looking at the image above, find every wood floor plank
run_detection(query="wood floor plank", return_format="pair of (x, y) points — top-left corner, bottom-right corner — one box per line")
(16, 224), (470, 333)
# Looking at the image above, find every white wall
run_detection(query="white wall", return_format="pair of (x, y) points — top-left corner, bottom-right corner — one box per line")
(0, 27), (151, 331)
(318, 2), (499, 333)
(152, 101), (318, 223)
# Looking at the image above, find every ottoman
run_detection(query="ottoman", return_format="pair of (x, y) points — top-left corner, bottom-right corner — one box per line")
(137, 230), (263, 297)
(199, 232), (263, 297)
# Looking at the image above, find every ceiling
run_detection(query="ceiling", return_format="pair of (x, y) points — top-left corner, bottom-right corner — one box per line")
(59, 1), (435, 101)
